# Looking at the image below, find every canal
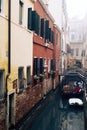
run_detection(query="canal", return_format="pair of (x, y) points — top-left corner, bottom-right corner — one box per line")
(21, 87), (85, 130)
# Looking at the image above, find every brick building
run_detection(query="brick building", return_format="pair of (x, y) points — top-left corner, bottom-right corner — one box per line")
(0, 0), (61, 129)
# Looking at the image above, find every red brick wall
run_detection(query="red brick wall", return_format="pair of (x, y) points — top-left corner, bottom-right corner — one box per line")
(0, 103), (5, 130)
(16, 84), (43, 123)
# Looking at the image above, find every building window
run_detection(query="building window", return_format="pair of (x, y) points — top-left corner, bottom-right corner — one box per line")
(71, 34), (75, 40)
(48, 59), (50, 72)
(71, 49), (74, 56)
(19, 0), (23, 25)
(33, 58), (39, 75)
(40, 58), (44, 74)
(45, 20), (49, 41)
(0, 70), (4, 101)
(51, 59), (55, 71)
(31, 11), (40, 35)
(76, 48), (79, 56)
(40, 18), (45, 38)
(27, 66), (31, 86)
(81, 50), (85, 57)
(0, 0), (3, 13)
(51, 31), (54, 44)
(18, 67), (24, 92)
(0, 0), (1, 12)
(28, 8), (32, 30)
(49, 28), (51, 42)
(56, 33), (58, 44)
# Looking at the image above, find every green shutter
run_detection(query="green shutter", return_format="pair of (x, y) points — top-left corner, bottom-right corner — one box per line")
(45, 20), (49, 40)
(19, 1), (23, 24)
(0, 0), (1, 12)
(40, 58), (44, 74)
(34, 58), (39, 75)
(40, 18), (44, 38)
(49, 28), (51, 42)
(52, 31), (54, 44)
(51, 59), (55, 70)
(36, 14), (40, 35)
(28, 8), (32, 30)
(31, 11), (40, 35)
(31, 11), (36, 31)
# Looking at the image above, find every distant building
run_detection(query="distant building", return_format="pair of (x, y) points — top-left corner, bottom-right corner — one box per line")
(68, 18), (87, 68)
(48, 0), (68, 73)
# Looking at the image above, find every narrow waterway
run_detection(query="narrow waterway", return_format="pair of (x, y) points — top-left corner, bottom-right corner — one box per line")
(22, 87), (85, 130)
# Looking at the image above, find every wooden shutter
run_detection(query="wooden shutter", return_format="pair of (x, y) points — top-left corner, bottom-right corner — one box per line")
(49, 28), (51, 42)
(36, 14), (40, 35)
(40, 18), (44, 38)
(52, 31), (54, 44)
(0, 0), (1, 12)
(28, 8), (32, 30)
(31, 11), (37, 31)
(45, 20), (49, 40)
(51, 59), (55, 70)
(40, 58), (44, 74)
(34, 58), (39, 75)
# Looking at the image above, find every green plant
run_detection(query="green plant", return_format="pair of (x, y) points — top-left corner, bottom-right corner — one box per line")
(34, 75), (40, 80)
(39, 74), (46, 78)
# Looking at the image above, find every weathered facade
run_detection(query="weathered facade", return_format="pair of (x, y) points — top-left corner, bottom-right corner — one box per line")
(33, 0), (61, 95)
(0, 0), (35, 129)
(0, 0), (61, 129)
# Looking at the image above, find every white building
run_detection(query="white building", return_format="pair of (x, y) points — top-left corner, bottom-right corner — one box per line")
(68, 18), (87, 68)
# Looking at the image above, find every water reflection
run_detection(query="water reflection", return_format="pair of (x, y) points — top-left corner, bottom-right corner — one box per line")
(25, 92), (84, 130)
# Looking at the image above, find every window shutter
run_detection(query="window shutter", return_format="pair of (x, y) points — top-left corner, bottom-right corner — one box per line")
(51, 59), (55, 70)
(31, 11), (40, 35)
(18, 67), (24, 90)
(49, 28), (51, 42)
(0, 0), (1, 12)
(27, 66), (31, 85)
(52, 31), (54, 44)
(45, 20), (49, 40)
(27, 8), (32, 30)
(34, 58), (39, 75)
(31, 11), (37, 31)
(40, 58), (44, 74)
(36, 14), (40, 35)
(19, 1), (23, 24)
(40, 18), (44, 38)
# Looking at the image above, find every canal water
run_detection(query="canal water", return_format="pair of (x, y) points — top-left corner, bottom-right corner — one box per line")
(23, 87), (85, 130)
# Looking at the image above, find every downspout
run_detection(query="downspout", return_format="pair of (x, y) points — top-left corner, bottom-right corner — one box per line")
(6, 0), (11, 83)
(6, 0), (11, 96)
(6, 0), (11, 129)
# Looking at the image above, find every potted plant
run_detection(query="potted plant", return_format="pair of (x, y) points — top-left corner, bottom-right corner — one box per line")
(51, 70), (55, 78)
(33, 75), (40, 84)
(39, 73), (46, 82)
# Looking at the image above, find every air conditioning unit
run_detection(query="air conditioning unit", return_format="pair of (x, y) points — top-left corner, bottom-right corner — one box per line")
(31, 0), (37, 2)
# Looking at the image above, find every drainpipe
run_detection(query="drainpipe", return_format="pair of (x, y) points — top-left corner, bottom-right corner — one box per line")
(6, 0), (11, 96)
(8, 0), (11, 74)
(6, 0), (11, 129)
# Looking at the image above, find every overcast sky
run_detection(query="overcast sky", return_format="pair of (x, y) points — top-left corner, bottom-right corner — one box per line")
(66, 0), (87, 19)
